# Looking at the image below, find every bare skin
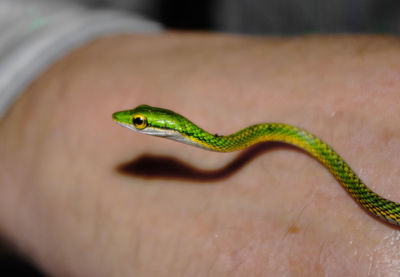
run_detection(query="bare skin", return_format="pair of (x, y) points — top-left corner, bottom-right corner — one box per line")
(1, 33), (400, 276)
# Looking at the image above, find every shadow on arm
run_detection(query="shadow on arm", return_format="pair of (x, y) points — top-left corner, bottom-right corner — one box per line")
(116, 142), (298, 182)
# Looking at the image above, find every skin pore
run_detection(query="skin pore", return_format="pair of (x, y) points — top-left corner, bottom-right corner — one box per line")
(1, 33), (400, 276)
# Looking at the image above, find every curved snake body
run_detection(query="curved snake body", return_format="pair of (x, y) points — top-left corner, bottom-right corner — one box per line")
(113, 104), (400, 226)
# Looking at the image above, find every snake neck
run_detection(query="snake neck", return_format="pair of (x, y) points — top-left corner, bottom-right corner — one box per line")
(190, 123), (319, 153)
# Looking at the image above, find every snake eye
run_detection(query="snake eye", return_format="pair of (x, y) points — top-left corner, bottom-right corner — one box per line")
(132, 115), (147, 130)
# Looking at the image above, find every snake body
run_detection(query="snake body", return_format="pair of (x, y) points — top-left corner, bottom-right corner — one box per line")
(113, 104), (400, 226)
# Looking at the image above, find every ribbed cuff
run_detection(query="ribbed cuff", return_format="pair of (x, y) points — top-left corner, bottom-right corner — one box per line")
(0, 2), (161, 117)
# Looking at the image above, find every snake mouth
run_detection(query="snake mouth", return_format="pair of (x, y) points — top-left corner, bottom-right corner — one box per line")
(116, 121), (138, 132)
(114, 120), (178, 138)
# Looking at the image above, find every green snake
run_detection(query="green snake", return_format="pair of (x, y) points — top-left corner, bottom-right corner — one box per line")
(112, 104), (400, 226)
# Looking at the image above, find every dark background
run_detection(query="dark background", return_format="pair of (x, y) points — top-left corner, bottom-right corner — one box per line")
(82, 0), (400, 34)
(154, 0), (400, 34)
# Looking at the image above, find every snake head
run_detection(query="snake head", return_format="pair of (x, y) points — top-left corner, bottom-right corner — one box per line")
(113, 104), (215, 150)
(112, 104), (192, 138)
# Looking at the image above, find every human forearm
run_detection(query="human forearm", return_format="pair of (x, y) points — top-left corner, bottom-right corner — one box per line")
(1, 33), (400, 276)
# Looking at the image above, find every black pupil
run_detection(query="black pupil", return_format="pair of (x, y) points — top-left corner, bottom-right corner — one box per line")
(133, 117), (143, 125)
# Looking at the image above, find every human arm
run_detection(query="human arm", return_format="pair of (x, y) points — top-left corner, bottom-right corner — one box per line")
(1, 33), (400, 276)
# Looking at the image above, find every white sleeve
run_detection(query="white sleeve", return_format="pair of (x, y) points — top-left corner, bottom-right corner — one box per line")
(0, 0), (161, 117)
